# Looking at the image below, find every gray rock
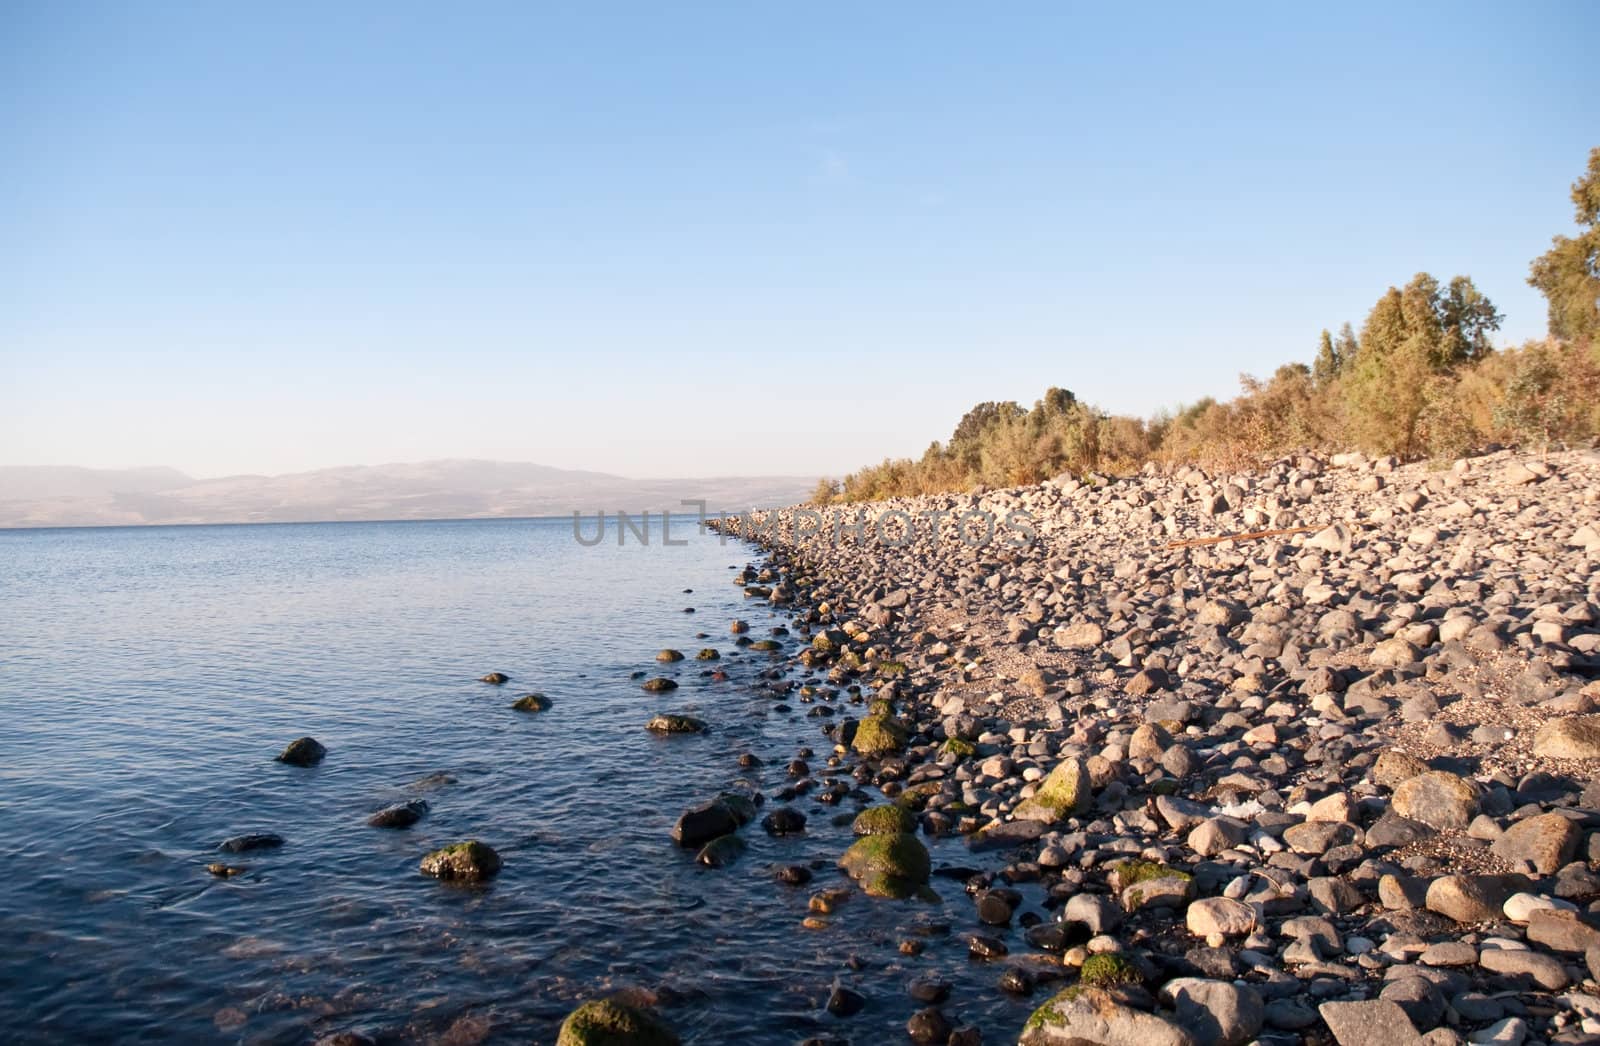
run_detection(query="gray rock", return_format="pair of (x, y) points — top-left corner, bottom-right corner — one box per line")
(1159, 978), (1264, 1046)
(1318, 999), (1425, 1046)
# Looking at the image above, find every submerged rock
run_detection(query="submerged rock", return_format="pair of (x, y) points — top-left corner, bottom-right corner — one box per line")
(219, 833), (283, 853)
(641, 677), (679, 693)
(275, 736), (326, 767)
(510, 693), (552, 712)
(672, 800), (740, 847)
(556, 998), (678, 1046)
(696, 834), (745, 867)
(206, 863), (245, 877)
(478, 672), (509, 685)
(656, 649), (684, 662)
(367, 799), (429, 829)
(419, 841), (501, 882)
(646, 714), (707, 734)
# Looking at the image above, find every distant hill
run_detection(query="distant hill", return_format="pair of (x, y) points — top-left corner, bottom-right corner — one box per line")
(0, 461), (816, 529)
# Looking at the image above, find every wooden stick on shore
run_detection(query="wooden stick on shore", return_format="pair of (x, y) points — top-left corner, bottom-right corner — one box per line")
(1162, 523), (1320, 550)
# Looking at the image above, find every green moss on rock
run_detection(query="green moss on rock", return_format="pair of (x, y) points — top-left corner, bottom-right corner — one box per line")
(839, 832), (930, 898)
(556, 998), (679, 1046)
(511, 693), (552, 712)
(694, 648), (720, 660)
(876, 660), (908, 678)
(646, 714), (707, 734)
(750, 639), (781, 652)
(940, 738), (976, 759)
(1109, 858), (1190, 890)
(1078, 952), (1141, 987)
(640, 677), (678, 693)
(1012, 756), (1091, 822)
(852, 804), (917, 836)
(851, 715), (907, 756)
(419, 841), (501, 882)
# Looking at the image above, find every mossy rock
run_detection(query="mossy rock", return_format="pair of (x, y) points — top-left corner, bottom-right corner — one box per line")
(851, 715), (907, 756)
(839, 832), (930, 898)
(646, 714), (707, 734)
(1108, 858), (1190, 891)
(940, 737), (977, 759)
(1012, 756), (1091, 822)
(511, 693), (552, 712)
(656, 649), (685, 662)
(867, 698), (894, 718)
(419, 841), (501, 882)
(1078, 952), (1142, 988)
(893, 781), (944, 810)
(556, 998), (679, 1046)
(640, 677), (679, 693)
(875, 660), (908, 678)
(750, 639), (781, 652)
(853, 804), (918, 836)
(695, 648), (720, 661)
(837, 650), (865, 671)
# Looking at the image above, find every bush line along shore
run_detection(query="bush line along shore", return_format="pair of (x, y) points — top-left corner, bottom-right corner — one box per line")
(710, 445), (1600, 1045)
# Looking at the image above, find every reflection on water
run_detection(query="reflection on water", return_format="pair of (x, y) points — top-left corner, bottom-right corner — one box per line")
(0, 519), (1039, 1043)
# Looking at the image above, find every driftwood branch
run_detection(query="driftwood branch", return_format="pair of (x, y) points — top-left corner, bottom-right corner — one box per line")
(1162, 524), (1319, 550)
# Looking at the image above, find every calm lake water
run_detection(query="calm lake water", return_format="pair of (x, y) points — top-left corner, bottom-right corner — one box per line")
(0, 517), (1040, 1044)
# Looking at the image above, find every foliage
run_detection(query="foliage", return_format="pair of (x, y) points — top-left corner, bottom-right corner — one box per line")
(819, 147), (1596, 501)
(1529, 147), (1600, 345)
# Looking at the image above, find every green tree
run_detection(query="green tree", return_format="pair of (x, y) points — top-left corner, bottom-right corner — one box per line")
(1529, 147), (1600, 345)
(1312, 329), (1340, 386)
(1343, 273), (1501, 457)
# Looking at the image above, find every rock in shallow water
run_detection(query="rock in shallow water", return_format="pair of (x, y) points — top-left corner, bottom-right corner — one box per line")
(419, 841), (500, 882)
(367, 799), (428, 829)
(219, 832), (283, 853)
(275, 736), (326, 767)
(556, 998), (678, 1046)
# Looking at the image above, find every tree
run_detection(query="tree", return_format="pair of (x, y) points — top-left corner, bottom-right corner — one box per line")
(1529, 147), (1600, 345)
(1343, 273), (1501, 457)
(1313, 329), (1339, 386)
(809, 477), (841, 505)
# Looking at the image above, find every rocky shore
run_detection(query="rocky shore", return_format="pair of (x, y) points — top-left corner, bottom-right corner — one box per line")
(709, 447), (1600, 1045)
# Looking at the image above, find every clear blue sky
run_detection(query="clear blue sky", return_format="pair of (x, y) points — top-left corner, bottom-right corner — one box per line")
(4, 2), (1596, 479)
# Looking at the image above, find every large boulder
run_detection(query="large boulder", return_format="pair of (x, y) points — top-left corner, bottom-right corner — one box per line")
(1159, 978), (1264, 1046)
(671, 799), (741, 847)
(838, 832), (931, 899)
(557, 998), (678, 1046)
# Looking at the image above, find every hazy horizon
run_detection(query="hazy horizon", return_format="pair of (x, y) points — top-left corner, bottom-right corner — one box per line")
(5, 3), (1597, 479)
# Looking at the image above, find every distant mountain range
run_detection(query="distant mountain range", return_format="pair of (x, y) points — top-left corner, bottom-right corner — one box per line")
(0, 461), (816, 529)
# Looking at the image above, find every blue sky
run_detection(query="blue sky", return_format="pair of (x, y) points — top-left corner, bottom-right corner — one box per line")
(3, 2), (1596, 479)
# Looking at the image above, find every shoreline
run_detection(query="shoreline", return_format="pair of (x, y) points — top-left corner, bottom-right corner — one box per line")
(707, 446), (1600, 1044)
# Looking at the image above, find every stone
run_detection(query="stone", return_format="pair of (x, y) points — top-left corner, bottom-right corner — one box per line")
(1426, 875), (1527, 924)
(761, 807), (806, 836)
(556, 998), (678, 1046)
(367, 799), (428, 828)
(1533, 716), (1600, 759)
(510, 693), (552, 712)
(838, 833), (931, 899)
(276, 736), (326, 767)
(672, 800), (740, 847)
(1526, 908), (1600, 953)
(1021, 986), (1197, 1046)
(1318, 999), (1425, 1046)
(1392, 772), (1479, 829)
(646, 714), (706, 733)
(1012, 757), (1092, 821)
(1490, 812), (1580, 873)
(1159, 978), (1264, 1046)
(1186, 897), (1256, 940)
(419, 841), (500, 882)
(1477, 946), (1570, 989)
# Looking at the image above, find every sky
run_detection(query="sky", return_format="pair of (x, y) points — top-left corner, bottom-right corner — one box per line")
(3, 2), (1597, 480)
